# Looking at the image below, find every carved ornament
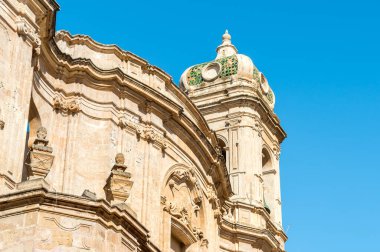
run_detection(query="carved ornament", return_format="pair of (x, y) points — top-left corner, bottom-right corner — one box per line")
(207, 185), (222, 218)
(162, 168), (206, 241)
(163, 200), (205, 241)
(53, 96), (80, 115)
(225, 118), (242, 127)
(104, 153), (133, 204)
(119, 116), (167, 150)
(273, 144), (280, 160)
(26, 127), (54, 180)
(16, 17), (41, 49)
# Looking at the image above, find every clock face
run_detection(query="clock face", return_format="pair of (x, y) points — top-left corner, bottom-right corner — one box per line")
(201, 62), (221, 82)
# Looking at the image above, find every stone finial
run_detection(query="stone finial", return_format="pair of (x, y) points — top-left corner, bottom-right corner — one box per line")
(222, 30), (231, 44)
(26, 126), (54, 180)
(104, 153), (133, 205)
(113, 153), (127, 171)
(216, 29), (238, 59)
(36, 126), (47, 139)
(30, 127), (53, 153)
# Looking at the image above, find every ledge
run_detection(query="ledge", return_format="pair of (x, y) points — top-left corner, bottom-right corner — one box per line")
(0, 183), (160, 252)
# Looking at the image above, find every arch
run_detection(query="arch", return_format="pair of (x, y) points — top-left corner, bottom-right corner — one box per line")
(261, 146), (275, 216)
(216, 134), (229, 171)
(161, 164), (210, 251)
(161, 163), (210, 193)
(22, 97), (42, 181)
(262, 147), (273, 173)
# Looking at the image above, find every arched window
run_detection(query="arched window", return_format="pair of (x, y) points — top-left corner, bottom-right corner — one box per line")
(262, 148), (272, 173)
(262, 148), (274, 215)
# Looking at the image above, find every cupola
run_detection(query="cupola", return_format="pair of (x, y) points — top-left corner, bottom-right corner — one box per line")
(180, 30), (276, 109)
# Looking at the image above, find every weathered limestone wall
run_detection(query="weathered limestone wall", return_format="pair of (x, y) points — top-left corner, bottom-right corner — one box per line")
(30, 58), (222, 248)
(0, 2), (40, 185)
(0, 184), (158, 252)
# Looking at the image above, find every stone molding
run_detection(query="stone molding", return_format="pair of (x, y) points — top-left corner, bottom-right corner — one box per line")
(0, 173), (16, 191)
(55, 31), (172, 85)
(220, 219), (284, 252)
(192, 88), (286, 143)
(0, 186), (160, 252)
(221, 201), (287, 246)
(263, 169), (277, 175)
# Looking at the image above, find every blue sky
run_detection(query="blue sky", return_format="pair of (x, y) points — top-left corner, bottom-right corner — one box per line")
(56, 0), (380, 251)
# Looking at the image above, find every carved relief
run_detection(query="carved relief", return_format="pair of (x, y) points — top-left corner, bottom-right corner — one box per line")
(53, 96), (80, 115)
(207, 185), (222, 218)
(16, 17), (41, 49)
(225, 118), (241, 127)
(43, 217), (91, 250)
(162, 168), (207, 242)
(273, 144), (280, 160)
(119, 116), (167, 150)
(104, 153), (133, 204)
(26, 127), (54, 180)
(222, 206), (234, 222)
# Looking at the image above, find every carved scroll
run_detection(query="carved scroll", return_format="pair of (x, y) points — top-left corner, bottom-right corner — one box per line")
(16, 17), (41, 49)
(53, 96), (80, 115)
(119, 116), (167, 150)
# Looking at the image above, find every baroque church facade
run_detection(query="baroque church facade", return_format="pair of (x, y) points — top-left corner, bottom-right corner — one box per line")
(0, 0), (287, 251)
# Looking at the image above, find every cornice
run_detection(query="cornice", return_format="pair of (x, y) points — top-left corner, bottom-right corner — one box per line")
(52, 31), (218, 141)
(219, 220), (285, 252)
(55, 31), (171, 82)
(222, 200), (287, 241)
(0, 185), (160, 252)
(197, 94), (287, 143)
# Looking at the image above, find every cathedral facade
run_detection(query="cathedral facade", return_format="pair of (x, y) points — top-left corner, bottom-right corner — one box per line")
(0, 0), (287, 251)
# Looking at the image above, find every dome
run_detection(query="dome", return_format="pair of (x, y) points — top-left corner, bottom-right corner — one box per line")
(180, 30), (276, 109)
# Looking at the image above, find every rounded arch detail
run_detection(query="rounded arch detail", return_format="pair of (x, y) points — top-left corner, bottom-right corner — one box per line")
(160, 164), (215, 251)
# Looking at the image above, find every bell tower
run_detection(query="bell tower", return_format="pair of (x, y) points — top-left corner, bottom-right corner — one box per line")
(180, 31), (287, 251)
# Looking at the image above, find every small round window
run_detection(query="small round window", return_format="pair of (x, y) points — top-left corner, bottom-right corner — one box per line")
(201, 62), (221, 82)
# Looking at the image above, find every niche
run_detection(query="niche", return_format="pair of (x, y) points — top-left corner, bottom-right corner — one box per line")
(22, 97), (41, 181)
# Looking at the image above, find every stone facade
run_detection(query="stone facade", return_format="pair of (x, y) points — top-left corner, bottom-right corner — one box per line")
(0, 1), (287, 251)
